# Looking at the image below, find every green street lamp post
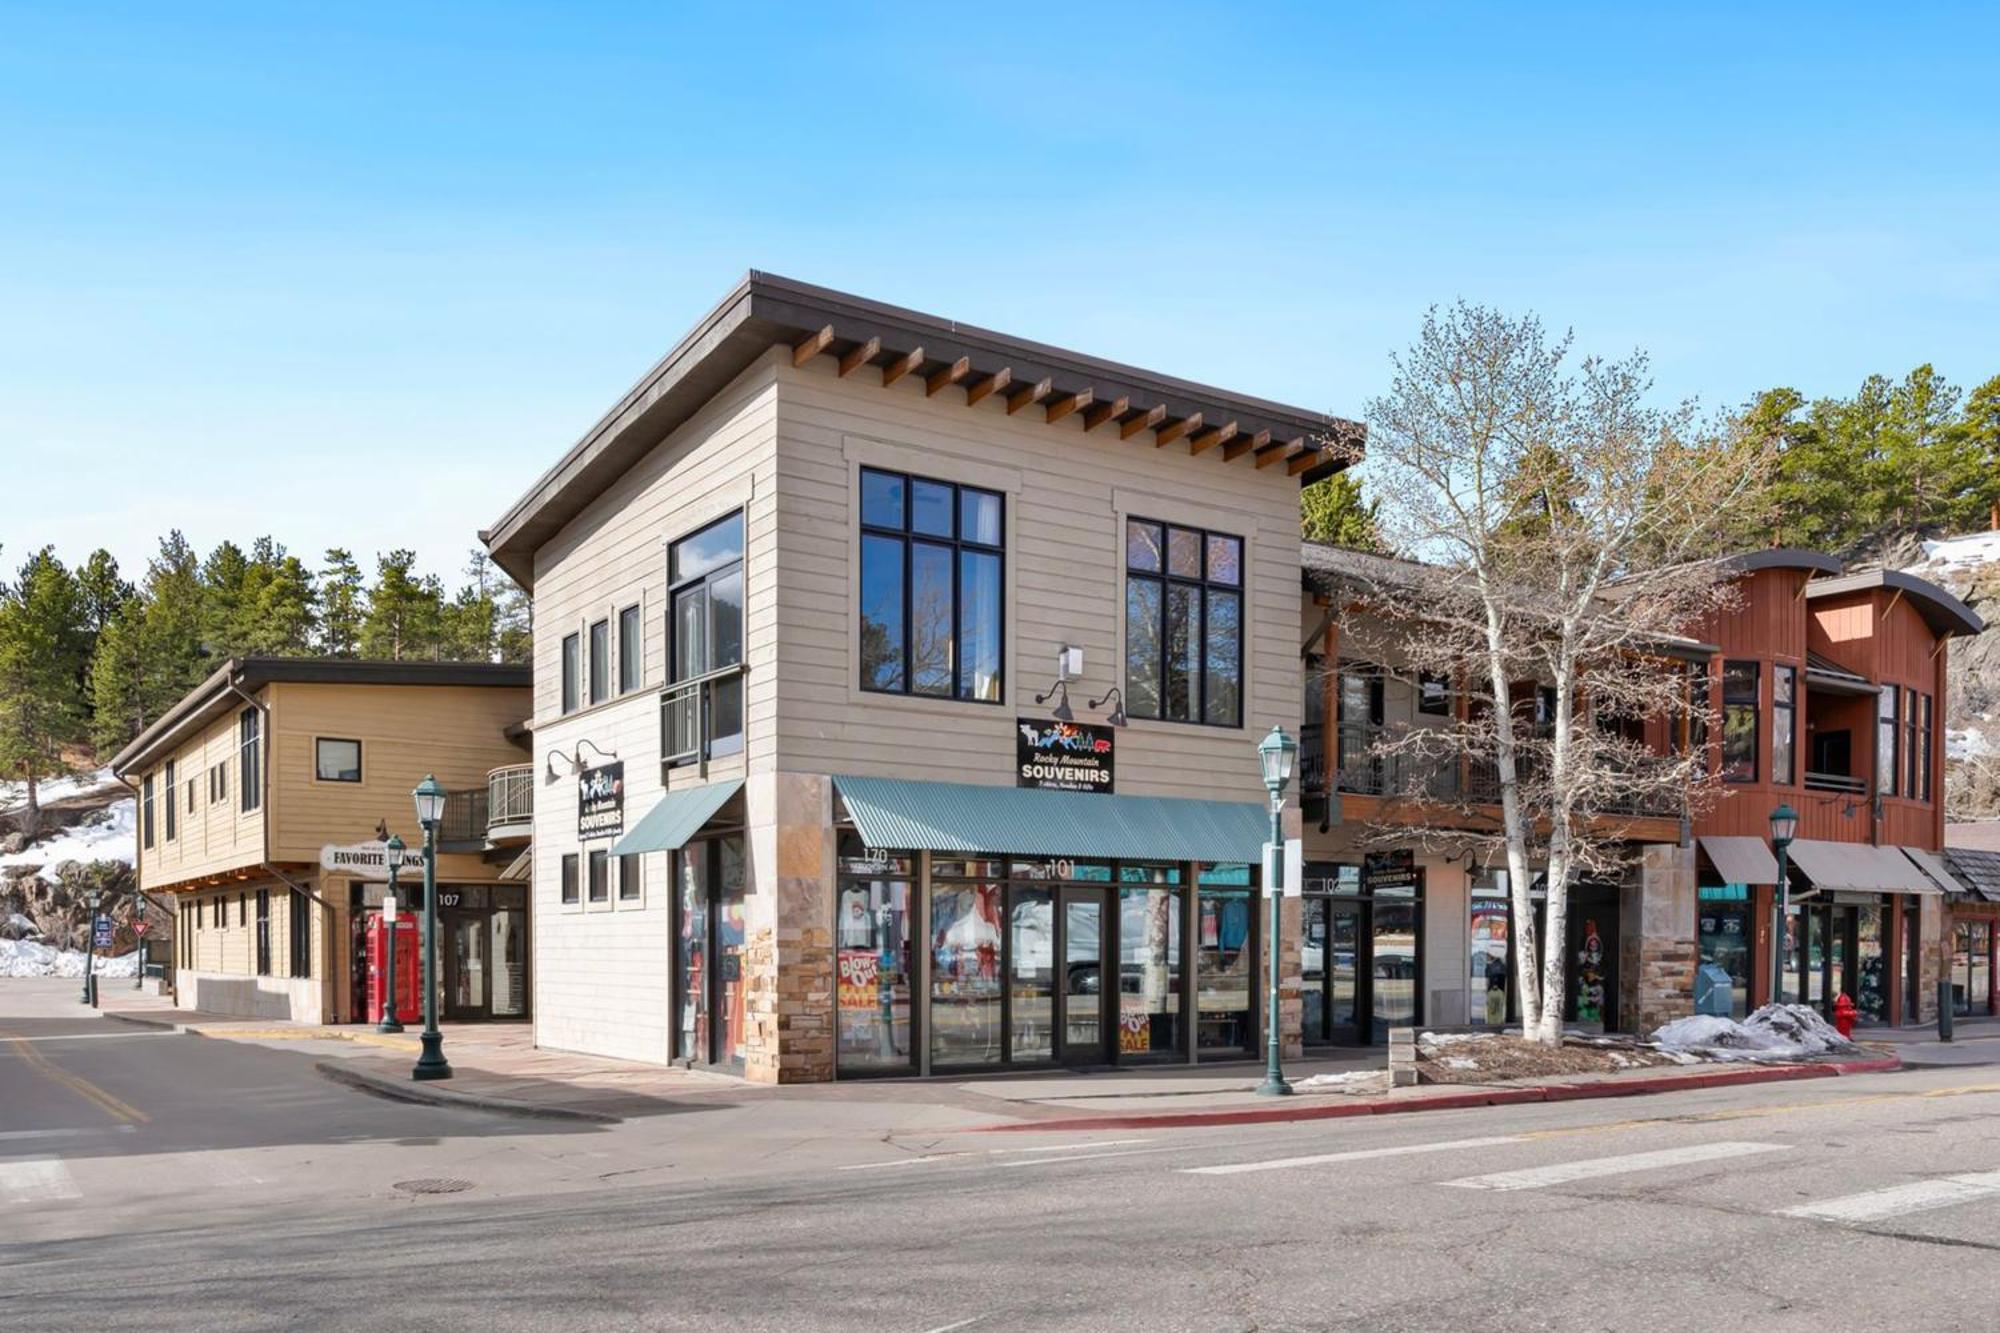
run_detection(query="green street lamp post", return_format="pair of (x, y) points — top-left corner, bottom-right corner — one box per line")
(377, 834), (405, 1035)
(1769, 803), (1798, 1008)
(410, 776), (452, 1081)
(1256, 725), (1299, 1097)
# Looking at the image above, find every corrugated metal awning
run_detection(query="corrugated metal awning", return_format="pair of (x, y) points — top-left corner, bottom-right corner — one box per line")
(1698, 835), (1779, 885)
(1904, 846), (1972, 898)
(610, 779), (743, 856)
(833, 774), (1268, 862)
(1786, 838), (1938, 894)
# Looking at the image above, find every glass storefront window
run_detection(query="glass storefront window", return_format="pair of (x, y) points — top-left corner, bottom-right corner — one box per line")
(677, 850), (709, 1062)
(1301, 896), (1327, 1046)
(1469, 874), (1511, 1028)
(717, 837), (748, 1067)
(932, 882), (1004, 1065)
(1856, 905), (1886, 1024)
(835, 847), (914, 1075)
(1696, 886), (1751, 1020)
(1118, 884), (1183, 1059)
(1954, 920), (1993, 1018)
(1196, 888), (1253, 1051)
(1008, 886), (1054, 1062)
(1371, 897), (1419, 1042)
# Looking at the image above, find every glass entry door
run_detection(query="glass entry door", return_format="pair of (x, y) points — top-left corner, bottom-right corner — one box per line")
(1302, 897), (1364, 1046)
(1061, 889), (1109, 1066)
(675, 834), (749, 1071)
(445, 913), (488, 1017)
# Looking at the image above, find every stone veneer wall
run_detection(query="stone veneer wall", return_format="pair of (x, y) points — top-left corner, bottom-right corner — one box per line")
(739, 772), (837, 1085)
(1621, 842), (1697, 1036)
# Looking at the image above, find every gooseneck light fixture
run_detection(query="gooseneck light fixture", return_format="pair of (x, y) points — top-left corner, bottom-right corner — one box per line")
(1087, 687), (1129, 728)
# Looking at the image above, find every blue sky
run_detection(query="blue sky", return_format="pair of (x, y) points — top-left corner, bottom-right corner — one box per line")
(4, 2), (1996, 588)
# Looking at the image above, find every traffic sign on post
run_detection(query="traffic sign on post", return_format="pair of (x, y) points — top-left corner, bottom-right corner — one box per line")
(93, 918), (114, 949)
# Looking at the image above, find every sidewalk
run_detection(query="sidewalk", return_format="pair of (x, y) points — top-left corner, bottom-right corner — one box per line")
(1856, 1017), (2000, 1067)
(89, 988), (1907, 1131)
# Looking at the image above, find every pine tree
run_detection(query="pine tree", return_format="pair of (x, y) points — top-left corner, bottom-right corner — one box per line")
(0, 548), (90, 834)
(1884, 365), (1979, 533)
(199, 540), (252, 656)
(360, 550), (445, 660)
(318, 548), (366, 656)
(233, 538), (318, 655)
(138, 531), (208, 721)
(1300, 472), (1384, 551)
(89, 600), (150, 753)
(1961, 374), (2000, 531)
(76, 550), (131, 640)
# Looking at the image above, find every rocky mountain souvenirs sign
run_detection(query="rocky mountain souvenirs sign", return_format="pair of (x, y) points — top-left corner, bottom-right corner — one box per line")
(578, 761), (626, 841)
(1016, 719), (1115, 793)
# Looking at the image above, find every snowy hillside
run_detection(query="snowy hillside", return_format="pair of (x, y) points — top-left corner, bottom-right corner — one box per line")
(0, 801), (136, 883)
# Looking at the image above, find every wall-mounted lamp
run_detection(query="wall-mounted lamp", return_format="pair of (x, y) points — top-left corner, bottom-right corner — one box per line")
(545, 750), (580, 783)
(576, 739), (619, 765)
(1035, 679), (1075, 722)
(1087, 687), (1128, 728)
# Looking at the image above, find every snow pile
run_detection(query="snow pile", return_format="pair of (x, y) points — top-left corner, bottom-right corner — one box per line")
(0, 940), (140, 978)
(1417, 1031), (1488, 1049)
(2, 913), (41, 939)
(1949, 727), (1996, 761)
(1917, 531), (2000, 577)
(1295, 1070), (1380, 1089)
(0, 801), (136, 882)
(0, 767), (119, 815)
(1652, 1003), (1860, 1062)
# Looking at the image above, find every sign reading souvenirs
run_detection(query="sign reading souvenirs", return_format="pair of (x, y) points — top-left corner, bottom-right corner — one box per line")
(1363, 849), (1419, 892)
(1016, 719), (1115, 793)
(578, 762), (625, 841)
(320, 840), (422, 880)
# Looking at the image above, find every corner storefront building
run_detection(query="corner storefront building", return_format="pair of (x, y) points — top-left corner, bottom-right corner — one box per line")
(482, 272), (1357, 1081)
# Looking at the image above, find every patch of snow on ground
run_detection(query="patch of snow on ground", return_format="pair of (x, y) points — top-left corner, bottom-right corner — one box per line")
(1653, 1003), (1859, 1062)
(1441, 1056), (1480, 1070)
(0, 767), (118, 814)
(1949, 728), (1995, 760)
(1295, 1070), (1380, 1089)
(2, 913), (41, 938)
(1917, 531), (2000, 577)
(0, 800), (135, 881)
(0, 940), (139, 978)
(1417, 1032), (1491, 1048)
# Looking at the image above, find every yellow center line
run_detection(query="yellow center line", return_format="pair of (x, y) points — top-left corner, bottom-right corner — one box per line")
(0, 1027), (151, 1125)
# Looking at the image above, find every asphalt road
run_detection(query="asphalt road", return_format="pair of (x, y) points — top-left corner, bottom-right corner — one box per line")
(7, 978), (2000, 1332)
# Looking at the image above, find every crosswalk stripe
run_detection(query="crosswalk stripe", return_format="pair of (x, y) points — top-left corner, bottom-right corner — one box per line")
(1441, 1141), (1789, 1191)
(1183, 1135), (1526, 1177)
(0, 1157), (81, 1203)
(1780, 1169), (2000, 1223)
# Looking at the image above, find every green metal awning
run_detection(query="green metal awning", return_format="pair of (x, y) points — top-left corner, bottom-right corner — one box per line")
(833, 774), (1269, 863)
(610, 779), (743, 856)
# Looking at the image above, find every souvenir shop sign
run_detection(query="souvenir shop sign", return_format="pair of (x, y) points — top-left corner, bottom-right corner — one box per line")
(1016, 719), (1115, 793)
(1363, 850), (1419, 892)
(578, 762), (626, 841)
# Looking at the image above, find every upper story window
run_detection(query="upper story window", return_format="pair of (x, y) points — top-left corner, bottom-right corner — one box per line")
(1876, 687), (1900, 797)
(1721, 660), (1758, 783)
(670, 511), (746, 756)
(239, 707), (261, 813)
(1919, 692), (1935, 802)
(164, 760), (177, 841)
(1124, 519), (1242, 727)
(618, 604), (642, 694)
(1905, 687), (1925, 801)
(588, 618), (610, 706)
(1417, 673), (1451, 716)
(560, 632), (581, 714)
(1772, 665), (1797, 786)
(858, 468), (1004, 703)
(315, 738), (362, 783)
(141, 775), (155, 849)
(1686, 662), (1709, 761)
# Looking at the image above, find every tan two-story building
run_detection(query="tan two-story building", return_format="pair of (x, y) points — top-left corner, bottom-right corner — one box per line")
(484, 272), (1359, 1082)
(111, 658), (533, 1024)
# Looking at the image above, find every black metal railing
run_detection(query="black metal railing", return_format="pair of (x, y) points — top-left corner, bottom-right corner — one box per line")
(662, 662), (747, 775)
(1303, 720), (1680, 817)
(487, 764), (533, 831)
(1805, 769), (1867, 795)
(437, 787), (489, 846)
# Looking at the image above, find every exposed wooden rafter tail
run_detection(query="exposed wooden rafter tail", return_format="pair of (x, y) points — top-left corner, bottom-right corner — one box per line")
(1046, 388), (1093, 424)
(1223, 428), (1270, 462)
(1155, 412), (1204, 448)
(881, 347), (925, 387)
(791, 325), (835, 367)
(1120, 404), (1168, 440)
(1006, 377), (1054, 415)
(1189, 422), (1238, 456)
(837, 337), (881, 378)
(925, 356), (972, 397)
(965, 367), (1013, 407)
(1082, 395), (1129, 431)
(1257, 436), (1306, 469)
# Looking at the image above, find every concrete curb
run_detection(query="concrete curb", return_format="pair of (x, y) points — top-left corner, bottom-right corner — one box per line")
(101, 1010), (418, 1051)
(313, 1060), (623, 1124)
(968, 1054), (1905, 1133)
(100, 1011), (196, 1035)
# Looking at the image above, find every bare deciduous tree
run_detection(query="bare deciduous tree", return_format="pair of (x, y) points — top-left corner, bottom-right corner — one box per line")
(1333, 303), (1773, 1044)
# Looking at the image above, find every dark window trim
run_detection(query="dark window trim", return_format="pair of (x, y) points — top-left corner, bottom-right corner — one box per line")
(313, 736), (364, 784)
(857, 466), (1007, 706)
(587, 848), (610, 903)
(1876, 686), (1900, 798)
(164, 760), (177, 841)
(588, 618), (611, 706)
(1721, 659), (1760, 784)
(1772, 662), (1798, 787)
(239, 707), (261, 813)
(254, 889), (271, 977)
(617, 603), (643, 694)
(141, 775), (155, 849)
(665, 509), (749, 765)
(560, 853), (580, 905)
(618, 852), (641, 901)
(289, 888), (313, 979)
(561, 632), (581, 715)
(1124, 516), (1245, 729)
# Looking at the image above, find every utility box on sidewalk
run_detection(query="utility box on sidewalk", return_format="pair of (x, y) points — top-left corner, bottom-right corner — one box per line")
(365, 916), (421, 1025)
(1693, 964), (1735, 1018)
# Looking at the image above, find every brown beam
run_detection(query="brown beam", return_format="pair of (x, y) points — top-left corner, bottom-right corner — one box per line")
(791, 325), (834, 367)
(881, 347), (925, 388)
(1082, 395), (1129, 432)
(1189, 421), (1238, 456)
(1155, 412), (1204, 448)
(1224, 428), (1271, 462)
(1287, 446), (1326, 477)
(1120, 404), (1168, 440)
(1007, 377), (1054, 415)
(837, 337), (880, 378)
(1257, 435), (1305, 469)
(1046, 389), (1093, 425)
(965, 367), (1012, 407)
(925, 356), (972, 397)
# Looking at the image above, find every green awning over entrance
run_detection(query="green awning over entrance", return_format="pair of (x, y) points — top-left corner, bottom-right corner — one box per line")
(833, 774), (1269, 863)
(610, 779), (743, 856)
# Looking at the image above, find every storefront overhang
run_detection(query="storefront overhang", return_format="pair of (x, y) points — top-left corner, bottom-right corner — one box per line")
(1697, 835), (1779, 886)
(833, 774), (1268, 863)
(611, 780), (743, 856)
(1785, 838), (1940, 895)
(1904, 846), (1974, 898)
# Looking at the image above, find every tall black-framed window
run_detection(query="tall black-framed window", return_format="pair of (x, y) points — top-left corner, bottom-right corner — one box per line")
(1721, 660), (1759, 783)
(1905, 687), (1922, 800)
(1772, 664), (1797, 786)
(669, 511), (746, 757)
(1687, 661), (1710, 763)
(1876, 687), (1900, 796)
(560, 853), (579, 905)
(1920, 693), (1934, 802)
(618, 604), (642, 694)
(834, 835), (916, 1077)
(164, 760), (177, 841)
(560, 632), (581, 714)
(239, 707), (260, 812)
(254, 889), (271, 976)
(588, 618), (610, 705)
(1124, 519), (1242, 726)
(858, 467), (1004, 702)
(141, 775), (155, 849)
(289, 889), (312, 979)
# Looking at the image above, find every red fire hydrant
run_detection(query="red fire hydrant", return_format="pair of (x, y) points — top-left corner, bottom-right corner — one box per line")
(1833, 992), (1858, 1039)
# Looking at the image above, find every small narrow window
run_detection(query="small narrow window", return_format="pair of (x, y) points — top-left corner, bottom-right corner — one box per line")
(618, 604), (642, 693)
(561, 854), (580, 905)
(1921, 694), (1935, 803)
(315, 738), (362, 783)
(1417, 673), (1452, 716)
(1905, 686), (1922, 799)
(618, 854), (641, 901)
(561, 632), (581, 714)
(588, 849), (610, 903)
(164, 761), (177, 841)
(1721, 661), (1759, 783)
(142, 776), (155, 849)
(588, 618), (610, 705)
(1876, 687), (1900, 797)
(1772, 665), (1797, 786)
(239, 707), (261, 813)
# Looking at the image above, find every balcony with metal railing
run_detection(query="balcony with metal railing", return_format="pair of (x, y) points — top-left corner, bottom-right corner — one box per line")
(662, 663), (747, 777)
(485, 764), (534, 844)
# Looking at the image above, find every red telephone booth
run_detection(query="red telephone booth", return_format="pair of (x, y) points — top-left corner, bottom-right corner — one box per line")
(366, 914), (422, 1025)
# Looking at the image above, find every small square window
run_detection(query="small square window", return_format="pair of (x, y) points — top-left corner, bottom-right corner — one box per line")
(1127, 520), (1163, 573)
(561, 854), (580, 905)
(860, 470), (906, 528)
(1166, 526), (1202, 578)
(1205, 534), (1242, 586)
(315, 738), (362, 783)
(911, 479), (955, 537)
(587, 849), (609, 903)
(618, 855), (641, 901)
(960, 489), (1003, 546)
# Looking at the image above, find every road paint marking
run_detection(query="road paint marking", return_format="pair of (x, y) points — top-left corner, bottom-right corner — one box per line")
(0, 1157), (81, 1204)
(1780, 1169), (2000, 1223)
(994, 1147), (1179, 1168)
(0, 1028), (150, 1125)
(920, 1317), (991, 1333)
(837, 1153), (976, 1171)
(0, 1125), (137, 1143)
(995, 1138), (1153, 1155)
(1, 1031), (175, 1043)
(1183, 1135), (1526, 1177)
(1442, 1140), (1789, 1191)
